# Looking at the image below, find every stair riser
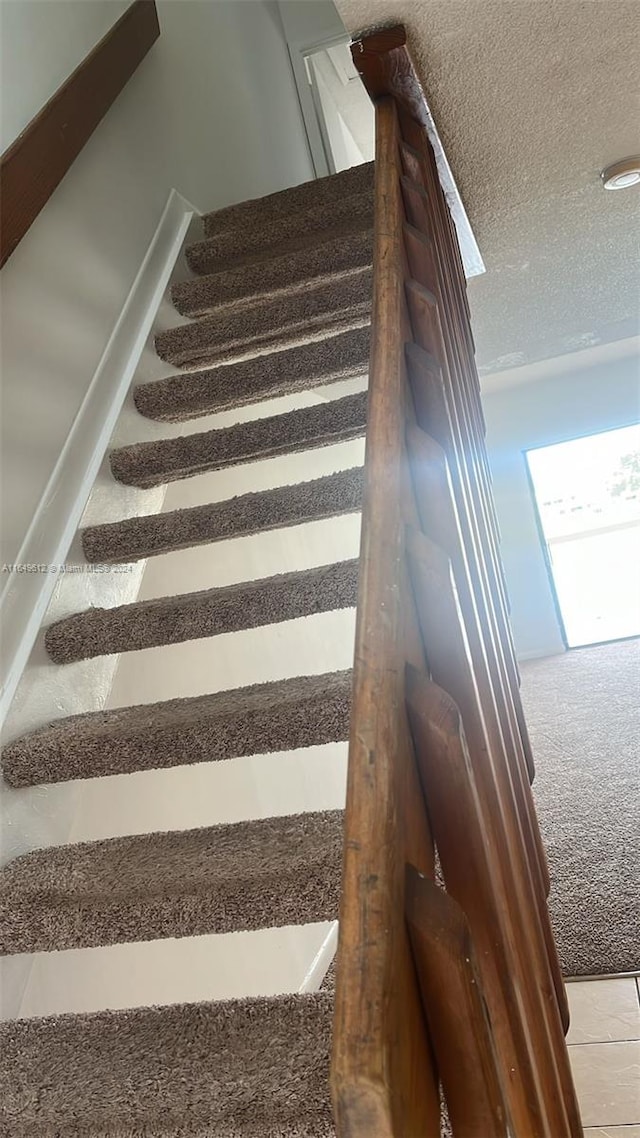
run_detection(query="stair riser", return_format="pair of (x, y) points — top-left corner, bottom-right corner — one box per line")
(110, 392), (368, 489)
(134, 327), (370, 423)
(176, 230), (373, 318)
(2, 673), (352, 786)
(45, 560), (359, 664)
(83, 469), (364, 564)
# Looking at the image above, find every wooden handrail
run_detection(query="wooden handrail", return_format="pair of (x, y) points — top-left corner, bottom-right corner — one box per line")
(0, 0), (160, 269)
(331, 25), (582, 1136)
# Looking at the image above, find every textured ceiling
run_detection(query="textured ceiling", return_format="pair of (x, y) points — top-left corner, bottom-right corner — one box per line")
(335, 0), (640, 374)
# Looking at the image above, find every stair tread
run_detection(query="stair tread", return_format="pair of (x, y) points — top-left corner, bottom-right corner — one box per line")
(176, 226), (372, 317)
(2, 670), (352, 787)
(45, 559), (359, 664)
(154, 269), (372, 370)
(202, 160), (373, 235)
(1, 810), (343, 954)
(134, 326), (370, 423)
(0, 992), (335, 1136)
(83, 467), (364, 564)
(110, 390), (368, 488)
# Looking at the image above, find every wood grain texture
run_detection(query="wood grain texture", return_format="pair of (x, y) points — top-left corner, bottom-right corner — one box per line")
(330, 97), (440, 1138)
(406, 669), (552, 1135)
(405, 865), (509, 1138)
(404, 419), (571, 1035)
(398, 123), (537, 789)
(405, 526), (582, 1137)
(349, 26), (433, 165)
(0, 0), (160, 268)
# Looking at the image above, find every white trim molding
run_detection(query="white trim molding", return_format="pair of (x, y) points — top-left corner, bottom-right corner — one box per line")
(0, 189), (197, 725)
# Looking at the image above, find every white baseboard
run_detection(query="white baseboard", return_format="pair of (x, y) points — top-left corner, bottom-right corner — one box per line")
(0, 189), (198, 725)
(299, 920), (338, 992)
(517, 647), (568, 662)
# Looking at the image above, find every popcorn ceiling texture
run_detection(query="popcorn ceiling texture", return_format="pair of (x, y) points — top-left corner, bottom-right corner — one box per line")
(336, 0), (640, 372)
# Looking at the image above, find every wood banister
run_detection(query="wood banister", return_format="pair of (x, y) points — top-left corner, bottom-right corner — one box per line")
(332, 24), (582, 1137)
(0, 0), (160, 269)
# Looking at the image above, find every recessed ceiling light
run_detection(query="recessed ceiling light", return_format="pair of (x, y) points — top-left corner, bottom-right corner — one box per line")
(601, 157), (640, 190)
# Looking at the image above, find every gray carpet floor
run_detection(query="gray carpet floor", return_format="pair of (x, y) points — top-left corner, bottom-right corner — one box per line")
(521, 637), (640, 976)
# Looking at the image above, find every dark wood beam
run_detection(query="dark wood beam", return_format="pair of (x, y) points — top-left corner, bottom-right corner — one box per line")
(349, 25), (430, 131)
(350, 23), (484, 278)
(0, 0), (160, 269)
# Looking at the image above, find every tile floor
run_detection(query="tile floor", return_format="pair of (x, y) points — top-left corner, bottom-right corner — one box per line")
(566, 975), (640, 1135)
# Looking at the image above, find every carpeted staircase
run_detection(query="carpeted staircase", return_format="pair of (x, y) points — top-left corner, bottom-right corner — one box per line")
(0, 161), (375, 1135)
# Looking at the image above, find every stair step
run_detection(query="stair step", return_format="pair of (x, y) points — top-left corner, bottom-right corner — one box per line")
(83, 467), (364, 564)
(110, 390), (367, 488)
(0, 991), (335, 1136)
(154, 269), (372, 370)
(1, 810), (343, 954)
(175, 227), (372, 318)
(2, 670), (352, 786)
(189, 196), (372, 276)
(203, 160), (373, 238)
(134, 326), (370, 423)
(45, 559), (359, 663)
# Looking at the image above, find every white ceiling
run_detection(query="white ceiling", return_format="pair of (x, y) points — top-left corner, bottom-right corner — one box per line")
(335, 0), (640, 375)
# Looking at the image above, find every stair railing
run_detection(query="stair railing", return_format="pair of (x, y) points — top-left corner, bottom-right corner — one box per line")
(331, 27), (582, 1137)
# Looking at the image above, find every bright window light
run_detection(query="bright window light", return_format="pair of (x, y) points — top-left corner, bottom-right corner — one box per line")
(526, 424), (640, 648)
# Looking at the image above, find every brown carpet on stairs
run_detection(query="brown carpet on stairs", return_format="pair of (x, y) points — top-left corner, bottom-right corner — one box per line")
(2, 670), (352, 786)
(178, 227), (372, 315)
(110, 390), (367, 488)
(0, 992), (336, 1137)
(45, 558), (360, 663)
(133, 325), (370, 422)
(191, 189), (373, 275)
(154, 269), (372, 370)
(522, 638), (640, 976)
(202, 160), (373, 238)
(0, 810), (343, 954)
(83, 467), (364, 564)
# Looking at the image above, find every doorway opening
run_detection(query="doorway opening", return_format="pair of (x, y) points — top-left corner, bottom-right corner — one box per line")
(526, 423), (640, 648)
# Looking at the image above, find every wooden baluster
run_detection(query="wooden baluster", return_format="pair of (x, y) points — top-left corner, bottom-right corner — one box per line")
(405, 525), (583, 1137)
(402, 247), (537, 796)
(407, 339), (540, 816)
(405, 421), (570, 1033)
(399, 124), (537, 784)
(331, 96), (440, 1137)
(405, 865), (510, 1138)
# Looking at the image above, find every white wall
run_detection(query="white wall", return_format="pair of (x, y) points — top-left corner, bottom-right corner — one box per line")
(0, 0), (314, 569)
(277, 0), (346, 49)
(482, 346), (640, 660)
(0, 0), (130, 153)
